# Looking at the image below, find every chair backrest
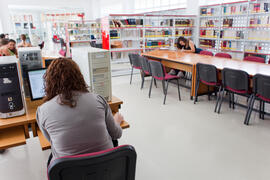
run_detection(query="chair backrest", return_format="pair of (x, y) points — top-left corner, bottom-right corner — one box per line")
(148, 60), (165, 80)
(222, 68), (249, 93)
(244, 56), (265, 63)
(196, 63), (218, 85)
(48, 145), (137, 180)
(200, 50), (214, 56)
(128, 53), (141, 68)
(139, 56), (151, 75)
(253, 74), (270, 101)
(215, 53), (232, 59)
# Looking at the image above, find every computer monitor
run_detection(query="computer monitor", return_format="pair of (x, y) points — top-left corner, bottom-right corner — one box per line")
(27, 68), (46, 101)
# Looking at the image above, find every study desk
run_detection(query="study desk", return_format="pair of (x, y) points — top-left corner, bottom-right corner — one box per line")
(142, 49), (270, 99)
(0, 96), (129, 150)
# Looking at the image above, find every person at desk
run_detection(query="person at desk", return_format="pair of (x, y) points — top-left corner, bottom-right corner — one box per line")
(36, 58), (124, 161)
(0, 39), (18, 57)
(17, 34), (32, 48)
(169, 36), (196, 77)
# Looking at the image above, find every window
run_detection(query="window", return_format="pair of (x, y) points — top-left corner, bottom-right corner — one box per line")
(135, 0), (187, 13)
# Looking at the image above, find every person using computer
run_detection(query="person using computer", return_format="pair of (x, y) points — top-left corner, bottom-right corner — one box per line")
(18, 34), (32, 48)
(0, 39), (18, 57)
(36, 58), (124, 161)
(169, 36), (196, 77)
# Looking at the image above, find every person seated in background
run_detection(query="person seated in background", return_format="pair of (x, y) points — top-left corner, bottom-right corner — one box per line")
(169, 36), (196, 77)
(0, 39), (18, 57)
(37, 58), (124, 162)
(17, 34), (32, 48)
(0, 34), (5, 39)
(0, 38), (9, 48)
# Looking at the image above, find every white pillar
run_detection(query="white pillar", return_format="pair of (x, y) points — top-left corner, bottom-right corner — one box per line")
(0, 1), (11, 33)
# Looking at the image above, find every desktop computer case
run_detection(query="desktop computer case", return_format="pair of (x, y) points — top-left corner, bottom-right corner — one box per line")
(72, 47), (112, 101)
(18, 47), (42, 97)
(0, 56), (25, 118)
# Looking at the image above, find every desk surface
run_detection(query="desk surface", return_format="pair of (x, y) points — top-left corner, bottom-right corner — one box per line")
(0, 96), (128, 129)
(143, 49), (270, 76)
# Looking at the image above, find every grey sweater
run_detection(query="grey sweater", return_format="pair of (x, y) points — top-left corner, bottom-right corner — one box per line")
(36, 92), (122, 160)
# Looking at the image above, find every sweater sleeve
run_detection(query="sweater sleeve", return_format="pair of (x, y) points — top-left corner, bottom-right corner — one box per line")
(36, 106), (51, 142)
(96, 95), (122, 140)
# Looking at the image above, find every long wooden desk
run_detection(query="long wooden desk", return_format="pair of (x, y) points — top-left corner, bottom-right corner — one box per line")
(0, 96), (129, 150)
(143, 49), (270, 98)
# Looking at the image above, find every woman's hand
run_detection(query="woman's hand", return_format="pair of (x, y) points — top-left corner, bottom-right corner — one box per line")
(114, 112), (124, 125)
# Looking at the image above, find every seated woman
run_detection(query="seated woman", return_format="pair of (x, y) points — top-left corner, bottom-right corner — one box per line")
(169, 36), (196, 77)
(0, 39), (18, 57)
(37, 58), (124, 161)
(17, 34), (32, 48)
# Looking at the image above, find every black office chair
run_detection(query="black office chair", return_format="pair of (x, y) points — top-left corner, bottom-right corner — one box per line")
(194, 63), (221, 110)
(128, 53), (142, 84)
(48, 145), (137, 180)
(148, 60), (181, 105)
(245, 74), (270, 125)
(216, 68), (251, 114)
(139, 56), (157, 89)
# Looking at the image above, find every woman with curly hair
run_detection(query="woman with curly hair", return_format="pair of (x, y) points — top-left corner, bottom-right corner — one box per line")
(36, 58), (124, 161)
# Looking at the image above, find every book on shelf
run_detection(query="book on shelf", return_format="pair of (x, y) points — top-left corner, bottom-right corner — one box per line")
(223, 5), (247, 15)
(220, 30), (244, 39)
(200, 29), (217, 38)
(251, 3), (270, 13)
(223, 18), (233, 27)
(200, 19), (216, 27)
(220, 40), (239, 50)
(175, 19), (194, 27)
(199, 39), (216, 48)
(249, 16), (270, 27)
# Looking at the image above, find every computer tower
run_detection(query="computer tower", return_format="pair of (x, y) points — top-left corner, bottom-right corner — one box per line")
(72, 47), (112, 101)
(0, 56), (25, 118)
(18, 47), (42, 97)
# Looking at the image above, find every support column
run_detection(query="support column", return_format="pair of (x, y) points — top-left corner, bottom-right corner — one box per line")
(0, 1), (11, 33)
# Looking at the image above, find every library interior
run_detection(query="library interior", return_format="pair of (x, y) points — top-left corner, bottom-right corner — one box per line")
(0, 0), (270, 180)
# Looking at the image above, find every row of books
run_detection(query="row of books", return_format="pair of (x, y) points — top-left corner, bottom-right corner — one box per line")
(200, 30), (218, 38)
(69, 29), (91, 35)
(220, 30), (244, 39)
(220, 41), (240, 50)
(250, 16), (270, 27)
(245, 43), (270, 53)
(175, 30), (192, 36)
(251, 3), (269, 13)
(199, 39), (216, 48)
(145, 30), (172, 37)
(144, 19), (173, 27)
(145, 40), (171, 48)
(201, 7), (219, 16)
(200, 19), (218, 27)
(222, 5), (248, 15)
(68, 23), (92, 29)
(110, 19), (143, 28)
(175, 19), (194, 27)
(223, 19), (234, 27)
(110, 30), (119, 38)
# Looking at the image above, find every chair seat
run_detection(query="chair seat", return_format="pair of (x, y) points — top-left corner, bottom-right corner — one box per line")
(201, 80), (221, 86)
(257, 94), (270, 102)
(226, 86), (251, 94)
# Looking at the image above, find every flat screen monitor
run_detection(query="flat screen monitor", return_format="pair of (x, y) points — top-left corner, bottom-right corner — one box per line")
(27, 68), (46, 101)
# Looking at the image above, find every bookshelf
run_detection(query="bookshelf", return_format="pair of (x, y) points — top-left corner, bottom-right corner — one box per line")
(199, 0), (270, 63)
(102, 14), (196, 64)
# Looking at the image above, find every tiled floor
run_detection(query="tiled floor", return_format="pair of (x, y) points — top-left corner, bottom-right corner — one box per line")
(1, 74), (270, 180)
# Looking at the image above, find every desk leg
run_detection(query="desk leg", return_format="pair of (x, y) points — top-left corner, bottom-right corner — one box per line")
(31, 123), (37, 137)
(23, 124), (30, 139)
(191, 64), (197, 99)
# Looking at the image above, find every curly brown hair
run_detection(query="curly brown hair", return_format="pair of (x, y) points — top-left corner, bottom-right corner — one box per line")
(43, 58), (89, 107)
